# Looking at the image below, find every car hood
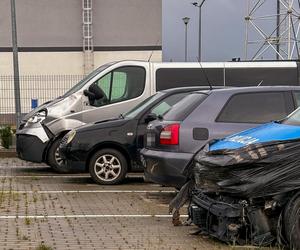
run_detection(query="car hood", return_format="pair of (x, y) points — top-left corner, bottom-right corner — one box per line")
(210, 122), (300, 151)
(76, 117), (129, 133)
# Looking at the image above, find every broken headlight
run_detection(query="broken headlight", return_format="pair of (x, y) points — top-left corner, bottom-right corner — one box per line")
(25, 110), (47, 126)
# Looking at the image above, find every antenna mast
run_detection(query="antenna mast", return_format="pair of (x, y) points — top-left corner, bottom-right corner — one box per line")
(244, 0), (300, 60)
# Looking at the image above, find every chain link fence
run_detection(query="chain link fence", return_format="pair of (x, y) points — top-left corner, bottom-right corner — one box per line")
(0, 75), (84, 126)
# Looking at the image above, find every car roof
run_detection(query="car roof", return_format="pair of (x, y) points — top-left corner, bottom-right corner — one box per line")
(159, 86), (224, 94)
(192, 85), (300, 95)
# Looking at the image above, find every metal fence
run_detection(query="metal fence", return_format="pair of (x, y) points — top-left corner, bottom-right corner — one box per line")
(0, 75), (84, 126)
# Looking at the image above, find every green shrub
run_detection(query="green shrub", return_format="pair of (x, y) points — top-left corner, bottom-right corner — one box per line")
(0, 126), (12, 149)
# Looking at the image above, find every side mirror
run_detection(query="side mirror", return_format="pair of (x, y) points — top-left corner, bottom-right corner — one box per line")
(88, 84), (104, 100)
(145, 113), (157, 123)
(84, 89), (96, 99)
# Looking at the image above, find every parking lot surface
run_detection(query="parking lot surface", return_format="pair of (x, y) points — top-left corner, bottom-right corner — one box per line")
(0, 158), (256, 249)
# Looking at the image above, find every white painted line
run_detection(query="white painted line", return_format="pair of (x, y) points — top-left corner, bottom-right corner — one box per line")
(0, 214), (188, 219)
(0, 175), (88, 178)
(0, 174), (143, 178)
(0, 190), (176, 194)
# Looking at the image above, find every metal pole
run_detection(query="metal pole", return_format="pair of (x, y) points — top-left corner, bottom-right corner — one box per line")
(198, 0), (205, 61)
(276, 0), (280, 60)
(182, 17), (190, 62)
(185, 23), (188, 62)
(10, 0), (21, 127)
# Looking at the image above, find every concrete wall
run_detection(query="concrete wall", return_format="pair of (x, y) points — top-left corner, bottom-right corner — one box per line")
(0, 0), (161, 47)
(0, 0), (162, 75)
(0, 51), (162, 75)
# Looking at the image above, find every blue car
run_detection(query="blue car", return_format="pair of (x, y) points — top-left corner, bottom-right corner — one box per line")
(175, 109), (300, 249)
(210, 120), (300, 151)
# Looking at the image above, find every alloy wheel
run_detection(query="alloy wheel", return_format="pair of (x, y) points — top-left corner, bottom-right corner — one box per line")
(94, 154), (121, 182)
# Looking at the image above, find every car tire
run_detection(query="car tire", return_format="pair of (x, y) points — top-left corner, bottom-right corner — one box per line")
(47, 137), (70, 173)
(283, 193), (300, 250)
(89, 149), (128, 185)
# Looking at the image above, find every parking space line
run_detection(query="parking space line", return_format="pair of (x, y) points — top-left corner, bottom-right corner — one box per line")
(0, 214), (188, 219)
(0, 175), (89, 178)
(0, 174), (143, 178)
(0, 190), (176, 194)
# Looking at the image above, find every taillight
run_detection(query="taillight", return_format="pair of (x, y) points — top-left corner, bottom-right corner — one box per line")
(159, 124), (180, 145)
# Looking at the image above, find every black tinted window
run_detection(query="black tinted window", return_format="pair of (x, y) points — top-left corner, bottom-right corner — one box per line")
(226, 68), (297, 86)
(156, 68), (224, 90)
(164, 93), (207, 121)
(217, 92), (290, 123)
(293, 91), (300, 107)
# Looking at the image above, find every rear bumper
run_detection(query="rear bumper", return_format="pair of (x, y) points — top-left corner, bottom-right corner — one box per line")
(16, 134), (48, 163)
(140, 148), (193, 188)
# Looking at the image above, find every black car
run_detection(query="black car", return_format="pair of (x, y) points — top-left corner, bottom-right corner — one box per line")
(58, 87), (205, 185)
(141, 86), (300, 188)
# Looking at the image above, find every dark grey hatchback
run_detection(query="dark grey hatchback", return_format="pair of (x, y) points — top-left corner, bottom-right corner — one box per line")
(141, 86), (300, 188)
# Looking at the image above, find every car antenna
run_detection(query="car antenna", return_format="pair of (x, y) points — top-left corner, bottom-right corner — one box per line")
(196, 56), (213, 90)
(257, 80), (263, 87)
(148, 39), (160, 62)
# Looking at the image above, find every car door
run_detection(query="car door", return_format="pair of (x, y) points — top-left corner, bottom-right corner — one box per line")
(211, 91), (295, 140)
(82, 64), (149, 123)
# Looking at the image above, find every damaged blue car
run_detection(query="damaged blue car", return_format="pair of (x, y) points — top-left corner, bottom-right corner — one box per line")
(171, 108), (300, 249)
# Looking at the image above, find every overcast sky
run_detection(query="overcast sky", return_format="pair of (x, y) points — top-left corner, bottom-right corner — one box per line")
(162, 0), (277, 62)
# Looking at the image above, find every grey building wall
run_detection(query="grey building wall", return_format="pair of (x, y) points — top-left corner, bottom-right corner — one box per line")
(0, 0), (162, 50)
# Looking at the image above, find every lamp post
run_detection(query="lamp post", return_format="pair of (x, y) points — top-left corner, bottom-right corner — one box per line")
(182, 17), (190, 62)
(192, 0), (205, 61)
(10, 0), (21, 127)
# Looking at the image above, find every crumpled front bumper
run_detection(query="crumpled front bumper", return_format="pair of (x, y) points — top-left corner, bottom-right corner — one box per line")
(16, 122), (52, 163)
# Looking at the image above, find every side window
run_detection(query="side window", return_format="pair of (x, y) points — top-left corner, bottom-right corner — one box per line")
(156, 68), (224, 90)
(293, 91), (300, 107)
(110, 67), (145, 103)
(96, 73), (111, 98)
(150, 93), (188, 117)
(217, 92), (291, 123)
(92, 66), (146, 107)
(111, 72), (127, 100)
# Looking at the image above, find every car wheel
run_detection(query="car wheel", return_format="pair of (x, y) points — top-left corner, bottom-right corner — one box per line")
(283, 193), (300, 250)
(47, 138), (70, 173)
(89, 149), (128, 185)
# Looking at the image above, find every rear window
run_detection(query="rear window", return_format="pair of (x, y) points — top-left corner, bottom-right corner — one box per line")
(217, 92), (291, 123)
(163, 93), (207, 121)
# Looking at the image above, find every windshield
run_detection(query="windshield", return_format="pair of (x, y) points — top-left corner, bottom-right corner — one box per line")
(281, 107), (300, 126)
(62, 62), (115, 97)
(124, 93), (163, 118)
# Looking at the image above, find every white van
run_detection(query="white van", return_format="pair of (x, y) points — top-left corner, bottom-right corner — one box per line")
(16, 60), (300, 170)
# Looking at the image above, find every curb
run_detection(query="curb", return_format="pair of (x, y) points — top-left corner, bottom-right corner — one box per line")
(0, 149), (17, 158)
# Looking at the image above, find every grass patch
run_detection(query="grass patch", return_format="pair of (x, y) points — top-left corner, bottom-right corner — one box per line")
(22, 235), (29, 240)
(24, 217), (31, 225)
(35, 243), (53, 250)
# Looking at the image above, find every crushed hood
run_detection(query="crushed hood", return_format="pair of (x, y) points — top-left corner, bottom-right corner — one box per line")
(23, 94), (82, 122)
